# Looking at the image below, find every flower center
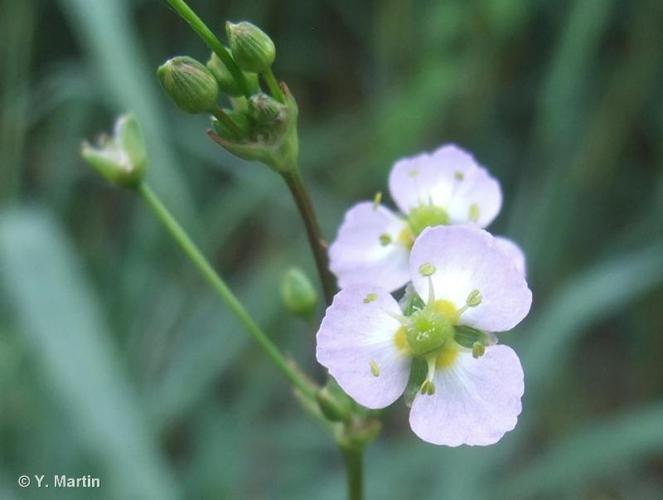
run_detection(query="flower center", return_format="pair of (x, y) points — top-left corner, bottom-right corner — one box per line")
(405, 307), (455, 356)
(407, 205), (449, 237)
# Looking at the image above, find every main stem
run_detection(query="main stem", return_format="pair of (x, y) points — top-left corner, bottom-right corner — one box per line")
(341, 447), (364, 500)
(165, 0), (250, 98)
(138, 183), (317, 400)
(282, 168), (336, 305)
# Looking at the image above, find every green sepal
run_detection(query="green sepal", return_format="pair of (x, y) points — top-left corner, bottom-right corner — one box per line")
(400, 284), (425, 316)
(280, 267), (318, 318)
(454, 324), (486, 349)
(403, 358), (428, 408)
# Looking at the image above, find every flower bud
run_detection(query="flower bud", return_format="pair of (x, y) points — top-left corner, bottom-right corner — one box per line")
(249, 93), (283, 124)
(206, 53), (259, 97)
(211, 109), (253, 140)
(157, 56), (219, 114)
(280, 267), (318, 318)
(316, 384), (353, 422)
(226, 21), (275, 73)
(81, 114), (146, 188)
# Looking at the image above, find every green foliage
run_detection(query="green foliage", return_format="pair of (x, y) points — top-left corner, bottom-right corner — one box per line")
(1, 0), (662, 498)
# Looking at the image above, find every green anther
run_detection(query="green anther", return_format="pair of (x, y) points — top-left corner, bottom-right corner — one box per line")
(407, 205), (449, 236)
(472, 341), (486, 359)
(469, 203), (480, 223)
(373, 191), (382, 209)
(454, 171), (464, 181)
(370, 360), (380, 377)
(466, 289), (482, 307)
(420, 380), (435, 395)
(379, 233), (392, 246)
(418, 262), (436, 277)
(406, 308), (454, 356)
(363, 293), (378, 304)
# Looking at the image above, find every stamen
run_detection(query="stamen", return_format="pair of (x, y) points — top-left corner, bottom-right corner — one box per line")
(466, 289), (482, 307)
(373, 191), (382, 209)
(469, 203), (480, 223)
(454, 171), (464, 181)
(419, 355), (437, 395)
(458, 289), (481, 315)
(385, 310), (409, 325)
(426, 276), (435, 305)
(472, 342), (486, 359)
(370, 360), (380, 377)
(378, 233), (392, 246)
(363, 293), (378, 304)
(419, 262), (436, 277)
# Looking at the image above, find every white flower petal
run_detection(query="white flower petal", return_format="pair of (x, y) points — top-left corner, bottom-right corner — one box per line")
(316, 285), (411, 409)
(494, 236), (527, 276)
(388, 144), (501, 228)
(410, 225), (532, 332)
(329, 202), (410, 292)
(445, 164), (502, 228)
(409, 345), (524, 446)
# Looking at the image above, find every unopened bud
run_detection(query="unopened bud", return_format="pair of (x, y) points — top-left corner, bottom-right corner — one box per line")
(316, 385), (353, 422)
(157, 56), (219, 114)
(249, 93), (284, 124)
(280, 267), (318, 318)
(226, 21), (275, 73)
(206, 53), (259, 97)
(81, 114), (146, 188)
(211, 109), (253, 140)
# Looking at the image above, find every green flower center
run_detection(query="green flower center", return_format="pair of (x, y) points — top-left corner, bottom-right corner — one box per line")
(406, 205), (449, 240)
(405, 305), (456, 356)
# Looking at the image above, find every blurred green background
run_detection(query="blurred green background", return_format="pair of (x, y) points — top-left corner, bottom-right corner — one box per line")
(1, 0), (663, 498)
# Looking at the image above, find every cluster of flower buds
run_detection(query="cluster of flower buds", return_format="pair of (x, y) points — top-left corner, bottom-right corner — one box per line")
(157, 21), (299, 173)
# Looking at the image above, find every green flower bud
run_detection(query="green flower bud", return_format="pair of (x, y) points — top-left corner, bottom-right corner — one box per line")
(81, 114), (146, 188)
(226, 21), (275, 73)
(316, 384), (353, 422)
(206, 53), (259, 97)
(211, 109), (253, 140)
(280, 267), (318, 318)
(157, 56), (219, 114)
(249, 93), (283, 124)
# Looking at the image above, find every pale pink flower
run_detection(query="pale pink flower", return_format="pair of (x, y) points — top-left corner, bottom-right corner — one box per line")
(329, 144), (525, 291)
(317, 225), (532, 446)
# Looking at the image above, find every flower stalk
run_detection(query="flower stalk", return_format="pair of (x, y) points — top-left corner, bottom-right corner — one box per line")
(282, 168), (336, 305)
(164, 0), (251, 98)
(137, 182), (318, 400)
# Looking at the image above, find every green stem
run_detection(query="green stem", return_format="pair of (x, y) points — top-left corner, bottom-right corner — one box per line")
(263, 67), (285, 103)
(165, 0), (250, 98)
(138, 183), (317, 400)
(282, 168), (336, 305)
(341, 447), (364, 500)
